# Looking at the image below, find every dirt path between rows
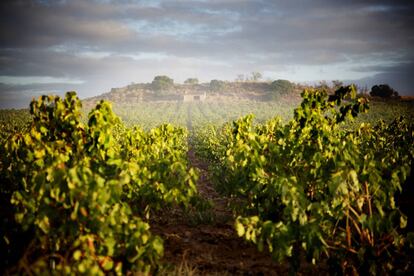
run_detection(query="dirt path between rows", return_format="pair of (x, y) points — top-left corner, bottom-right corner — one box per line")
(151, 149), (323, 275)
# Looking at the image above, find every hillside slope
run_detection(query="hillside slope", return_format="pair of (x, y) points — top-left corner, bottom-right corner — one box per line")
(83, 81), (301, 108)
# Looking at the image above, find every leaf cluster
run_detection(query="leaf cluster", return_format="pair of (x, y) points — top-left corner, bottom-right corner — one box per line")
(0, 92), (198, 274)
(209, 86), (413, 274)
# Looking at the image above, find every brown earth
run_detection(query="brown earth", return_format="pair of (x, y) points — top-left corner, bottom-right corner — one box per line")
(151, 150), (325, 275)
(400, 96), (414, 102)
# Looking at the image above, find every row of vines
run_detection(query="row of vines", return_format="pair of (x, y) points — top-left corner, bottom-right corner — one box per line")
(0, 92), (199, 274)
(193, 86), (414, 274)
(0, 86), (413, 275)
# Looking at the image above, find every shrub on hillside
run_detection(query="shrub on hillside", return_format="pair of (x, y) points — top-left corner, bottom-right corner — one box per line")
(209, 80), (226, 91)
(270, 79), (294, 100)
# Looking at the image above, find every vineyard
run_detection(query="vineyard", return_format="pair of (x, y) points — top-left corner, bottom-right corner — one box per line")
(1, 86), (414, 275)
(90, 98), (302, 130)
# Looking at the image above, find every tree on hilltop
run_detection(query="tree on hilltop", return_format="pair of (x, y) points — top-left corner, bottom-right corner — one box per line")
(370, 84), (399, 98)
(151, 75), (174, 92)
(184, 78), (199, 85)
(251, 72), (262, 82)
(235, 74), (245, 82)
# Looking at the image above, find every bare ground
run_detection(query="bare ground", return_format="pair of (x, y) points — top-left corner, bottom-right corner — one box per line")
(151, 150), (323, 275)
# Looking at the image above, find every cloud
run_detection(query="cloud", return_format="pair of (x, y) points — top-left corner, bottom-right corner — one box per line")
(0, 0), (413, 108)
(351, 61), (414, 95)
(0, 0), (134, 48)
(0, 82), (78, 109)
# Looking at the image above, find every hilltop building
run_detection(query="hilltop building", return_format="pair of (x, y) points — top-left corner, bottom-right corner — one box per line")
(182, 91), (207, 102)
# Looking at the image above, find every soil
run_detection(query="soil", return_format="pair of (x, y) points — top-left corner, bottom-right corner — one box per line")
(151, 150), (323, 275)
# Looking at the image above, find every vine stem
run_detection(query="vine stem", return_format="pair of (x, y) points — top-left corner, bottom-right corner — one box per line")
(364, 181), (374, 246)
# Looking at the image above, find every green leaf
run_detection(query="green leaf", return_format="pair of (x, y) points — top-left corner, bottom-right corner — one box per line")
(400, 215), (407, 229)
(73, 250), (82, 261)
(235, 220), (245, 237)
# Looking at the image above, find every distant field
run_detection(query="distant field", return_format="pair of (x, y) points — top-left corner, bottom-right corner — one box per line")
(83, 97), (414, 131)
(108, 97), (301, 130)
(348, 99), (414, 128)
(2, 96), (413, 135)
(1, 91), (413, 275)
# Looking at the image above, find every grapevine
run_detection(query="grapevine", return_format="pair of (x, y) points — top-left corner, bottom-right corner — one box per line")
(0, 92), (198, 274)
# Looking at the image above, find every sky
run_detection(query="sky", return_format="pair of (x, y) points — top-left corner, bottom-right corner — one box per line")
(0, 0), (413, 108)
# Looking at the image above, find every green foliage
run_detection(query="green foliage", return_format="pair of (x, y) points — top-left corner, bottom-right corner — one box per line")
(120, 124), (198, 218)
(1, 92), (198, 274)
(184, 78), (199, 85)
(110, 99), (300, 130)
(270, 79), (294, 100)
(207, 85), (413, 274)
(370, 84), (399, 98)
(209, 80), (226, 92)
(0, 109), (30, 143)
(192, 124), (231, 166)
(151, 75), (174, 92)
(1, 84), (413, 274)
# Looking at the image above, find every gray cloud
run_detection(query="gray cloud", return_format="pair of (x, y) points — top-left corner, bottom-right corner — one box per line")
(1, 0), (414, 108)
(352, 61), (414, 94)
(0, 82), (77, 109)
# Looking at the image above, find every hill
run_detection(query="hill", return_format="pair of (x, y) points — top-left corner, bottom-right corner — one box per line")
(82, 81), (301, 108)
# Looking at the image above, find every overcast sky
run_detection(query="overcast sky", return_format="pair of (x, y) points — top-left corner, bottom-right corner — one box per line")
(0, 0), (413, 108)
